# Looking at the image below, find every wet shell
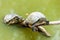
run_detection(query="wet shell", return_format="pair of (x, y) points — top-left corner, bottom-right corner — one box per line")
(24, 12), (46, 24)
(4, 14), (22, 24)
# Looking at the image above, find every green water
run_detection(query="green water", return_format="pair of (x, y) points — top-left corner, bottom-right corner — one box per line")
(0, 0), (60, 40)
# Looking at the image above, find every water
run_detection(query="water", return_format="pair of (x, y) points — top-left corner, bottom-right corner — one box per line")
(0, 0), (60, 40)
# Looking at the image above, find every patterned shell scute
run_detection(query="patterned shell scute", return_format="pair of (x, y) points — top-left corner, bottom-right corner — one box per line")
(25, 12), (46, 24)
(4, 14), (21, 23)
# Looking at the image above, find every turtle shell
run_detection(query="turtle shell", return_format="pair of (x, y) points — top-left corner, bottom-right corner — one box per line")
(24, 12), (46, 24)
(4, 14), (22, 24)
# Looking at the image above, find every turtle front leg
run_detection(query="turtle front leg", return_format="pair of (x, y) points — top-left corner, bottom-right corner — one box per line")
(28, 24), (38, 31)
(38, 26), (51, 37)
(31, 26), (38, 31)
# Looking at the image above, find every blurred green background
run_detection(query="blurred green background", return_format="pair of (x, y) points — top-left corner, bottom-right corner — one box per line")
(0, 0), (60, 40)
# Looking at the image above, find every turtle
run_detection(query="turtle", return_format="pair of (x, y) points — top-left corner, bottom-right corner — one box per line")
(3, 12), (51, 37)
(3, 14), (24, 25)
(22, 12), (51, 37)
(23, 12), (49, 25)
